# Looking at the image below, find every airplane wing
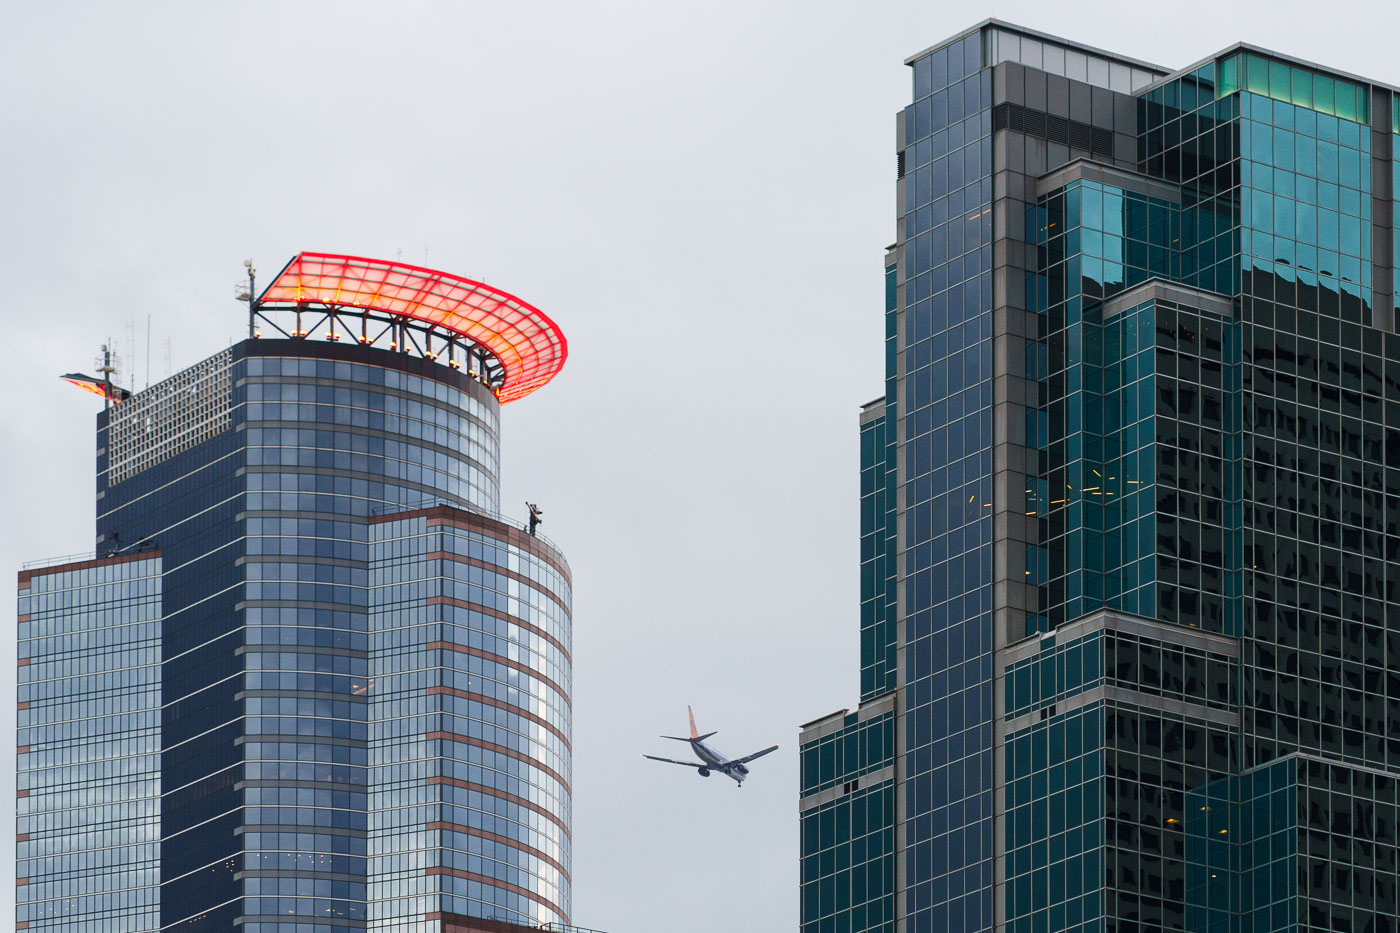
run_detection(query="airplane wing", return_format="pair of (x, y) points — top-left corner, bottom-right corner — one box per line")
(729, 744), (780, 767)
(643, 754), (705, 769)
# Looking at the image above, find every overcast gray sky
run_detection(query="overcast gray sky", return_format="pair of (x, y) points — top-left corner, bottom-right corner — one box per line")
(2, 1), (1397, 930)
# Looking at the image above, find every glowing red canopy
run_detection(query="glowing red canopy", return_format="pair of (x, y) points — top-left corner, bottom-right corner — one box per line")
(258, 252), (566, 403)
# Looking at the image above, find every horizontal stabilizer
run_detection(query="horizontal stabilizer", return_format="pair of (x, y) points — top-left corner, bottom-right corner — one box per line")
(662, 731), (717, 742)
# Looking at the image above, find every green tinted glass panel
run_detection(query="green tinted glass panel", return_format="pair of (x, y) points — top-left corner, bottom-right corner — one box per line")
(1246, 54), (1269, 94)
(1218, 55), (1239, 96)
(1219, 53), (1369, 125)
(1314, 75), (1335, 114)
(1334, 81), (1358, 122)
(1292, 69), (1313, 109)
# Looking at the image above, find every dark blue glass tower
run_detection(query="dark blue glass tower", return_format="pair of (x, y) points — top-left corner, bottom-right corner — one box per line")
(19, 254), (575, 933)
(802, 21), (1400, 933)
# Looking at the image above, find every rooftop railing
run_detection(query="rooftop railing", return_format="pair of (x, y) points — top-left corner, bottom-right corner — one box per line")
(21, 550), (98, 571)
(370, 495), (568, 559)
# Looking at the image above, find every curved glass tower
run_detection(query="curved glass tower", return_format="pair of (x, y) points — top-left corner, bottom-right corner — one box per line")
(18, 253), (573, 932)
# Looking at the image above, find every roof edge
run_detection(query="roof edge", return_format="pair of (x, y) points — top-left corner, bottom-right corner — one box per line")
(1127, 40), (1400, 99)
(904, 19), (1171, 75)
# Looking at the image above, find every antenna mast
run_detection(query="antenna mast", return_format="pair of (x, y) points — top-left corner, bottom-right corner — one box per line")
(98, 343), (117, 411)
(238, 259), (257, 338)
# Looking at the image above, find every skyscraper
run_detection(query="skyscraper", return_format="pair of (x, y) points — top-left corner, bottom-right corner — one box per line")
(18, 253), (579, 932)
(801, 21), (1400, 933)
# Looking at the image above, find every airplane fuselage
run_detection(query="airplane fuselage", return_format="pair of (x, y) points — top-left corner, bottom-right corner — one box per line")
(692, 739), (750, 783)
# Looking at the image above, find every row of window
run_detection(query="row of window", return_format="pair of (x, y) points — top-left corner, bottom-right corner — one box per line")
(375, 578), (568, 648)
(243, 807), (366, 830)
(374, 742), (569, 816)
(244, 356), (499, 431)
(244, 383), (497, 450)
(243, 471), (493, 516)
(246, 401), (495, 474)
(239, 896), (364, 920)
(375, 612), (569, 681)
(375, 661), (569, 731)
(375, 652), (568, 712)
(375, 834), (567, 900)
(244, 850), (365, 875)
(20, 583), (159, 617)
(21, 674), (159, 714)
(242, 877), (365, 900)
(244, 414), (499, 491)
(372, 802), (568, 863)
(373, 759), (570, 824)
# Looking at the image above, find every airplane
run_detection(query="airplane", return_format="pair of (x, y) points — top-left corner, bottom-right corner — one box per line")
(642, 706), (779, 787)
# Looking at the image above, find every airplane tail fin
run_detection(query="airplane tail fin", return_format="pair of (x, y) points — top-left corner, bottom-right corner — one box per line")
(662, 706), (714, 743)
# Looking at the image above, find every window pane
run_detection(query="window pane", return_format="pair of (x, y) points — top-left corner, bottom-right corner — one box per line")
(1292, 68), (1313, 109)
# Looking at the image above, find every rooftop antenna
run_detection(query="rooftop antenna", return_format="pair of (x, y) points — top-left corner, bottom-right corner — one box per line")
(145, 314), (151, 390)
(99, 341), (117, 409)
(59, 344), (132, 406)
(237, 259), (257, 338)
(124, 320), (135, 396)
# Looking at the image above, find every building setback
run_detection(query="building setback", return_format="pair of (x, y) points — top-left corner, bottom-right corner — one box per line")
(801, 21), (1400, 933)
(18, 253), (581, 933)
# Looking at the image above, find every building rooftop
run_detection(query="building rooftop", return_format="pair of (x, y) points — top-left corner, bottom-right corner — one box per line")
(1142, 40), (1400, 98)
(911, 20), (1400, 102)
(904, 19), (1170, 75)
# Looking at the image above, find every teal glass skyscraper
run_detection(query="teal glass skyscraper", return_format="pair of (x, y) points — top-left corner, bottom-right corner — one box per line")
(801, 21), (1400, 933)
(18, 253), (577, 933)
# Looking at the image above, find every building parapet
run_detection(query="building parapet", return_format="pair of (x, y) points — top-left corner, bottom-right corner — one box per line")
(1101, 277), (1236, 320)
(1036, 157), (1184, 203)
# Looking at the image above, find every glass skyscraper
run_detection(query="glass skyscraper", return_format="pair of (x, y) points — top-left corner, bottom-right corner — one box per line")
(18, 253), (579, 932)
(801, 21), (1400, 933)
